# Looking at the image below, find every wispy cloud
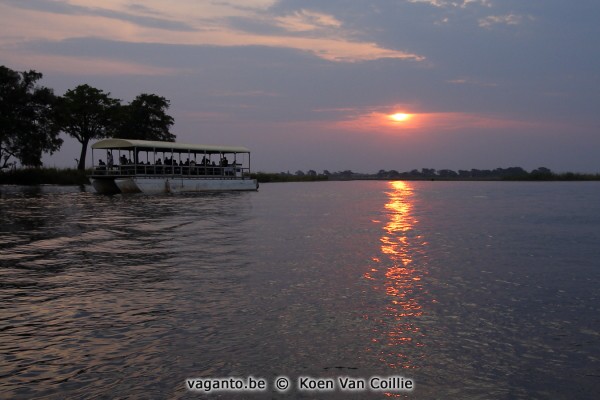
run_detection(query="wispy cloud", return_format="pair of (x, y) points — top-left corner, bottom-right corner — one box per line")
(478, 14), (531, 29)
(274, 9), (342, 33)
(406, 0), (491, 9)
(0, 0), (424, 65)
(447, 77), (498, 87)
(4, 0), (196, 31)
(1, 52), (184, 76)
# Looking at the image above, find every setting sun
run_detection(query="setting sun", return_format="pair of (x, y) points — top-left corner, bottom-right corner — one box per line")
(390, 113), (411, 122)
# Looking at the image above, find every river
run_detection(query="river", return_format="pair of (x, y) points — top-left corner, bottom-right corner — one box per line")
(1, 181), (599, 399)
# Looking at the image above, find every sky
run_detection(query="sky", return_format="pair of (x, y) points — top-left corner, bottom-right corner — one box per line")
(1, 0), (599, 173)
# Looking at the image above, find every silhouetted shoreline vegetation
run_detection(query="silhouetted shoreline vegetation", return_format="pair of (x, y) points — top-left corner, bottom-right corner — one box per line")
(250, 172), (328, 183)
(0, 168), (89, 185)
(1, 166), (599, 186)
(253, 167), (600, 182)
(1, 65), (174, 171)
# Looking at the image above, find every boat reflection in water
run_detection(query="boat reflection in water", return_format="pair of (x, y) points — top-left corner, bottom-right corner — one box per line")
(364, 181), (430, 371)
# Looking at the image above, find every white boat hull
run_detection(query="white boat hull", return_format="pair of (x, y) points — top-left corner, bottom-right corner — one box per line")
(112, 177), (258, 194)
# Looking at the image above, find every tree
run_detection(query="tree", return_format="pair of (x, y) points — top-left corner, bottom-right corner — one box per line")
(530, 167), (553, 180)
(438, 169), (458, 178)
(0, 66), (62, 168)
(56, 84), (120, 170)
(421, 168), (436, 177)
(116, 93), (175, 141)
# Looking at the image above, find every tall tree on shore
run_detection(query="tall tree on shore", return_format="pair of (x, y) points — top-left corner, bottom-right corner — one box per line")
(56, 84), (120, 170)
(115, 93), (175, 141)
(0, 66), (62, 168)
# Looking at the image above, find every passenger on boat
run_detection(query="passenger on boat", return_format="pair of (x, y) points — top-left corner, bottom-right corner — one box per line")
(107, 152), (113, 168)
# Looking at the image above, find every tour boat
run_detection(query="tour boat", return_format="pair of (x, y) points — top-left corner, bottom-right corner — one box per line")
(89, 138), (258, 194)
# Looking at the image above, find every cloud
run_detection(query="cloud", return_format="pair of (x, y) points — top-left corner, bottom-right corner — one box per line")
(274, 9), (342, 32)
(3, 0), (196, 31)
(2, 52), (184, 77)
(447, 77), (498, 87)
(406, 0), (491, 9)
(478, 14), (529, 29)
(0, 0), (424, 64)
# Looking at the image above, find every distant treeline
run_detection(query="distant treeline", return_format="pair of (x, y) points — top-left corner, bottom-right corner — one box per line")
(259, 167), (600, 181)
(1, 166), (599, 186)
(250, 172), (328, 183)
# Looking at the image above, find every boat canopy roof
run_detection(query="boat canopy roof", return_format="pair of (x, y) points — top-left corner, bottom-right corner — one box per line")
(92, 138), (250, 154)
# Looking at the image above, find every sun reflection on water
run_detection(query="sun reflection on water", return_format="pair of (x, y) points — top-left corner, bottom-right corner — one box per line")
(365, 181), (429, 370)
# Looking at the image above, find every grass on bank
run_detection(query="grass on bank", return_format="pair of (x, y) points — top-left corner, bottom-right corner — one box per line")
(0, 168), (90, 185)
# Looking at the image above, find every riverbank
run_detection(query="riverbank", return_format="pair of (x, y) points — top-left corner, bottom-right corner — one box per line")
(1, 168), (599, 186)
(0, 168), (90, 185)
(0, 169), (328, 185)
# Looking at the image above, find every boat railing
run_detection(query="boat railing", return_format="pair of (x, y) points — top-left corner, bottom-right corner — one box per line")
(91, 163), (251, 178)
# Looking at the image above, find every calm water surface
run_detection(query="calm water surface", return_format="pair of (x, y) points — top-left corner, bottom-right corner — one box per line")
(1, 181), (599, 399)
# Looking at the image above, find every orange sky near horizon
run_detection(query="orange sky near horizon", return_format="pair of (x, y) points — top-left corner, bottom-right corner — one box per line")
(325, 109), (556, 137)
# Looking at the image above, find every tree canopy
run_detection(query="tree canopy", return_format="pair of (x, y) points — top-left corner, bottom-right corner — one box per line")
(56, 84), (121, 170)
(0, 66), (62, 168)
(55, 87), (177, 170)
(1, 65), (177, 170)
(115, 93), (175, 142)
